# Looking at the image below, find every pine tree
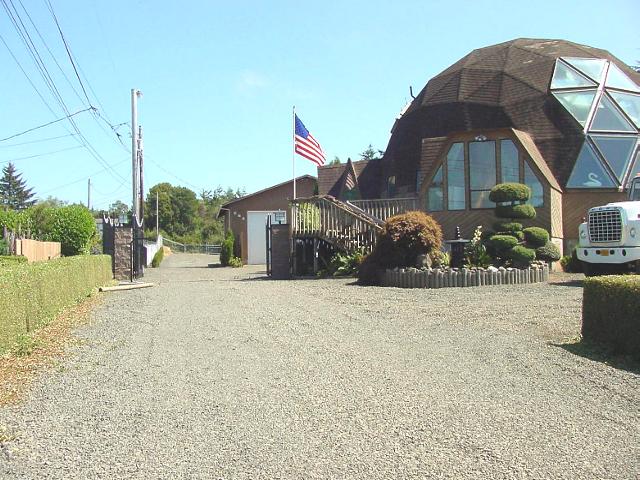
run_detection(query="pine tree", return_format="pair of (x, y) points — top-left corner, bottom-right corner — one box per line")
(0, 162), (36, 211)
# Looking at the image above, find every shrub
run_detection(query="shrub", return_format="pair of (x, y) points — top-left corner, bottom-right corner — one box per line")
(228, 256), (243, 268)
(489, 183), (531, 203)
(464, 226), (492, 268)
(376, 211), (443, 268)
(220, 231), (234, 266)
(0, 238), (7, 255)
(151, 248), (164, 268)
(536, 242), (561, 262)
(49, 205), (97, 256)
(560, 249), (584, 273)
(507, 245), (536, 267)
(0, 255), (112, 354)
(0, 255), (28, 266)
(523, 227), (549, 247)
(495, 204), (537, 220)
(357, 253), (382, 286)
(582, 275), (640, 358)
(493, 221), (523, 233)
(430, 250), (450, 267)
(489, 234), (519, 253)
(321, 251), (364, 277)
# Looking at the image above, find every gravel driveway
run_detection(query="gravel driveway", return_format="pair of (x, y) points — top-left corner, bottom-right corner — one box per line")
(0, 253), (638, 479)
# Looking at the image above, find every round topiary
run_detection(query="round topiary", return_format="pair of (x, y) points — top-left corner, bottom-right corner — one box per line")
(49, 205), (97, 256)
(492, 221), (523, 233)
(536, 241), (561, 262)
(523, 227), (549, 247)
(376, 211), (443, 268)
(507, 245), (536, 267)
(495, 204), (537, 220)
(489, 234), (519, 253)
(489, 183), (531, 203)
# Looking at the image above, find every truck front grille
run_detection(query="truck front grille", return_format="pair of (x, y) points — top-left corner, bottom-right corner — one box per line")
(588, 208), (622, 243)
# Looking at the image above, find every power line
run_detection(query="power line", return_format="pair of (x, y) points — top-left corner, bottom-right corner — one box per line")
(38, 157), (129, 195)
(0, 145), (83, 164)
(0, 108), (93, 142)
(145, 154), (206, 192)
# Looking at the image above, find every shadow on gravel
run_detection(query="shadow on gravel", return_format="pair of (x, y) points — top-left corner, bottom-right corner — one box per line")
(549, 279), (584, 288)
(553, 340), (640, 374)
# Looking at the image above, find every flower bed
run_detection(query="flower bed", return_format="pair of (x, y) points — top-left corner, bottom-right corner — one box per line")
(380, 264), (549, 289)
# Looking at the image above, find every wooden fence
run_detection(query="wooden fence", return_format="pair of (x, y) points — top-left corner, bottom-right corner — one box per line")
(14, 238), (61, 262)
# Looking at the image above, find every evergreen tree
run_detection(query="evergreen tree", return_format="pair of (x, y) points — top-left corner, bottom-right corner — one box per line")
(0, 163), (36, 211)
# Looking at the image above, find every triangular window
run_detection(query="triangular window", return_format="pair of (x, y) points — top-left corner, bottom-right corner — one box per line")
(564, 58), (606, 84)
(626, 151), (640, 188)
(551, 61), (596, 89)
(553, 90), (597, 126)
(605, 64), (640, 92)
(591, 135), (637, 182)
(590, 94), (636, 132)
(524, 163), (543, 207)
(608, 91), (640, 128)
(567, 143), (616, 188)
(427, 165), (444, 211)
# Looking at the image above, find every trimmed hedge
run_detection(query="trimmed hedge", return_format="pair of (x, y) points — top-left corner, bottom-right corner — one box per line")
(523, 227), (549, 247)
(151, 248), (164, 268)
(0, 255), (28, 266)
(489, 183), (531, 203)
(493, 221), (523, 233)
(0, 255), (112, 354)
(495, 203), (537, 219)
(507, 245), (536, 267)
(582, 276), (640, 358)
(536, 242), (561, 262)
(489, 234), (519, 253)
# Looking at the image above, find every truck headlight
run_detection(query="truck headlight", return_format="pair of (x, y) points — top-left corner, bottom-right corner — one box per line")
(631, 227), (637, 238)
(580, 229), (587, 239)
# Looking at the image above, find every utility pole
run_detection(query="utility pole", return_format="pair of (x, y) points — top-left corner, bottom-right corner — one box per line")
(131, 89), (142, 221)
(131, 88), (143, 279)
(87, 178), (91, 210)
(156, 190), (159, 235)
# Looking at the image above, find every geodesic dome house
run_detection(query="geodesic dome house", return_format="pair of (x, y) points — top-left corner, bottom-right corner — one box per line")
(317, 38), (640, 252)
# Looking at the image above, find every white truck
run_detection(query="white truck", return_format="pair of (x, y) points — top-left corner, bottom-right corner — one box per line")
(577, 175), (640, 276)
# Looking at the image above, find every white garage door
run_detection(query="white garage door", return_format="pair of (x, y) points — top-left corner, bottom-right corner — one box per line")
(247, 211), (286, 265)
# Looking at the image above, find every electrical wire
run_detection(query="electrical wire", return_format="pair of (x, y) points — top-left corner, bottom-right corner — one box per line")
(0, 108), (93, 142)
(38, 157), (129, 195)
(0, 133), (76, 148)
(0, 145), (83, 164)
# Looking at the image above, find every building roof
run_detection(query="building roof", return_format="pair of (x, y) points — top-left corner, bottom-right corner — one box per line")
(218, 175), (316, 217)
(384, 38), (640, 192)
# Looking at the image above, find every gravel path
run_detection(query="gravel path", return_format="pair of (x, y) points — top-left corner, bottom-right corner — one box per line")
(0, 253), (638, 479)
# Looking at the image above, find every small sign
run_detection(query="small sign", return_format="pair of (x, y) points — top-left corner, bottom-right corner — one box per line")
(273, 211), (286, 224)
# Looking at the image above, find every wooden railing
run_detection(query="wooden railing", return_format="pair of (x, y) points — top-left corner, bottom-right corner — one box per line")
(291, 196), (383, 254)
(348, 197), (418, 222)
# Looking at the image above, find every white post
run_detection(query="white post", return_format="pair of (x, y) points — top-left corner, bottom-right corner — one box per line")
(156, 190), (159, 235)
(87, 178), (91, 209)
(131, 89), (139, 221)
(292, 105), (296, 200)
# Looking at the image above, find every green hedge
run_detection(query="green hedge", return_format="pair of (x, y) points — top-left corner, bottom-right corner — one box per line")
(0, 255), (28, 266)
(151, 248), (164, 268)
(0, 255), (112, 354)
(523, 227), (549, 247)
(582, 275), (640, 358)
(495, 203), (537, 219)
(489, 183), (531, 203)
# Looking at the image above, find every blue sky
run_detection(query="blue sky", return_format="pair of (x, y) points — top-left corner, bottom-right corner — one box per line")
(0, 0), (638, 211)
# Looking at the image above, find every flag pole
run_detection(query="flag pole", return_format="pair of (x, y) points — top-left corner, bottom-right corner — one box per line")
(292, 105), (296, 200)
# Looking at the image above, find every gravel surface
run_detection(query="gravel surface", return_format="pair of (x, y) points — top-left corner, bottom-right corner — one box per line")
(0, 253), (638, 479)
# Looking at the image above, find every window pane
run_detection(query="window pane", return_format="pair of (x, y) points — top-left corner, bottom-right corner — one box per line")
(524, 163), (544, 207)
(627, 151), (640, 188)
(563, 58), (606, 84)
(608, 91), (640, 128)
(591, 135), (637, 182)
(470, 191), (493, 209)
(567, 143), (616, 188)
(501, 139), (520, 183)
(550, 61), (596, 89)
(605, 64), (640, 93)
(469, 141), (496, 189)
(427, 165), (443, 211)
(387, 176), (396, 197)
(553, 91), (597, 126)
(590, 95), (636, 132)
(446, 143), (466, 210)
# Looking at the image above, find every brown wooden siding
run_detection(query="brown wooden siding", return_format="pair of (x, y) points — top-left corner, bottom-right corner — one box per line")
(550, 189), (563, 239)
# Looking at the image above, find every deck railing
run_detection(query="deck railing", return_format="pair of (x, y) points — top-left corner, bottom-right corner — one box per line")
(291, 196), (383, 253)
(348, 197), (418, 222)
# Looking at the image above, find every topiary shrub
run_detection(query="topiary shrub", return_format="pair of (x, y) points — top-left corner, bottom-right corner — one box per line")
(151, 248), (164, 268)
(48, 205), (97, 256)
(489, 183), (532, 203)
(376, 211), (443, 268)
(357, 253), (382, 286)
(536, 242), (561, 263)
(220, 231), (234, 266)
(523, 227), (549, 247)
(507, 245), (536, 267)
(495, 204), (537, 220)
(493, 221), (523, 233)
(489, 234), (519, 253)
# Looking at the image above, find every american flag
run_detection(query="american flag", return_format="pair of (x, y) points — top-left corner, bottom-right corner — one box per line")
(294, 115), (326, 166)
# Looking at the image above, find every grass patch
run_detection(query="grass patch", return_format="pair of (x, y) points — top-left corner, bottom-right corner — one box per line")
(11, 333), (41, 357)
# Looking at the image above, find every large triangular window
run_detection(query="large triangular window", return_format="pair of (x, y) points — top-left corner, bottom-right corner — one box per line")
(608, 91), (640, 128)
(553, 90), (597, 126)
(564, 58), (606, 84)
(567, 143), (616, 188)
(590, 94), (636, 132)
(591, 135), (637, 182)
(605, 64), (640, 93)
(550, 61), (596, 89)
(627, 151), (640, 187)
